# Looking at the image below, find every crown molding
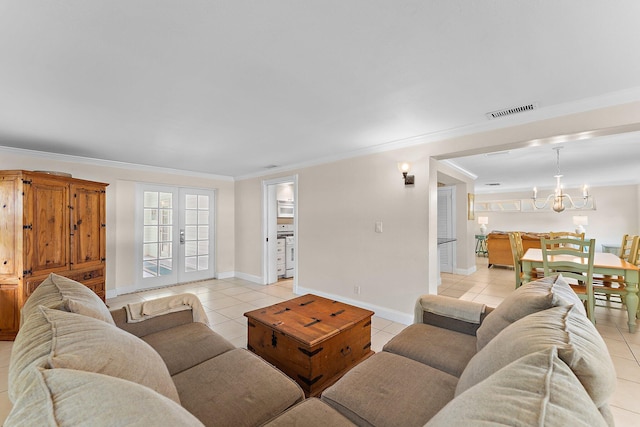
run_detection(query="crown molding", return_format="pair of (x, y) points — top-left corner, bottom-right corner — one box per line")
(0, 145), (235, 182)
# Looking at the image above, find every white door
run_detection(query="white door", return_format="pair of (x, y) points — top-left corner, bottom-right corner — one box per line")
(437, 187), (455, 274)
(137, 185), (215, 290)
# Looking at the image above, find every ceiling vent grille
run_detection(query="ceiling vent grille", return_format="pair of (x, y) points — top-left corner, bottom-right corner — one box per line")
(486, 103), (538, 119)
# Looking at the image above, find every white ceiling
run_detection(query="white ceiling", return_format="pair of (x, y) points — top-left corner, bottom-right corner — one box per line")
(1, 1), (640, 179)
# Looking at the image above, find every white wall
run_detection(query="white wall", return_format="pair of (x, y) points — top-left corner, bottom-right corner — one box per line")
(475, 185), (639, 250)
(235, 101), (640, 324)
(0, 149), (235, 297)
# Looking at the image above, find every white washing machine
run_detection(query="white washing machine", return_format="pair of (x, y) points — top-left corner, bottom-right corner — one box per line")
(285, 235), (295, 278)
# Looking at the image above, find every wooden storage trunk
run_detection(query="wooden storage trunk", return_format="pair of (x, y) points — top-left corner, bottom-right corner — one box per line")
(245, 294), (374, 397)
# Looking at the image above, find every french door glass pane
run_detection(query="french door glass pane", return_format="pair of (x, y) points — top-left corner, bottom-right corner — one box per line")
(184, 193), (210, 272)
(142, 191), (174, 278)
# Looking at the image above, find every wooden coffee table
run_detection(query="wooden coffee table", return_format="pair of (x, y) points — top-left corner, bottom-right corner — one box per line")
(244, 294), (374, 397)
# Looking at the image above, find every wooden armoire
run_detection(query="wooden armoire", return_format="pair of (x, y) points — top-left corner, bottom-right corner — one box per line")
(0, 170), (108, 340)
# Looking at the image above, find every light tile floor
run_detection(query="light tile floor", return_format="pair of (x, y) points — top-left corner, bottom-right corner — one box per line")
(1, 257), (639, 425)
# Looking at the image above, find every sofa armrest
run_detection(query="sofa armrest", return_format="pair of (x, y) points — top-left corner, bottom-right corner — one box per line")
(416, 295), (493, 336)
(110, 307), (195, 338)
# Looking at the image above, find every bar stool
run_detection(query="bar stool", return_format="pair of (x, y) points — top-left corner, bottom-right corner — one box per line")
(475, 234), (488, 257)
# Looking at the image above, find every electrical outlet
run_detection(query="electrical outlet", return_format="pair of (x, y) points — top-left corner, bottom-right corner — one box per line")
(353, 285), (361, 295)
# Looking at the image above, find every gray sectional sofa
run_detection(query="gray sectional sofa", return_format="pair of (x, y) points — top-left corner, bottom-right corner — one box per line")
(317, 274), (617, 427)
(6, 274), (304, 426)
(7, 273), (617, 426)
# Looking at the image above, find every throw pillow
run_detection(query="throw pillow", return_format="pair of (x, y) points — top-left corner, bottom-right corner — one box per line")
(20, 273), (114, 326)
(457, 305), (616, 408)
(476, 274), (584, 350)
(426, 348), (608, 427)
(5, 368), (204, 427)
(9, 306), (180, 404)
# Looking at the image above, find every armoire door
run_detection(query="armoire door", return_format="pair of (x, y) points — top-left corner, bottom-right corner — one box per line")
(24, 176), (70, 276)
(70, 182), (106, 271)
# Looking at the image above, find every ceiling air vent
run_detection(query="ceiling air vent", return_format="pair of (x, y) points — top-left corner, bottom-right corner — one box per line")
(486, 103), (538, 120)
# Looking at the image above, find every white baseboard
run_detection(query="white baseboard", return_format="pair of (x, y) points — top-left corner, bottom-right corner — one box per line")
(295, 286), (413, 325)
(455, 265), (477, 276)
(215, 271), (236, 280)
(232, 271), (264, 284)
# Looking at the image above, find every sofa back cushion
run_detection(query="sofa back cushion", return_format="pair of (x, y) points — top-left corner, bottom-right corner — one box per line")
(426, 347), (608, 427)
(476, 274), (584, 350)
(9, 306), (180, 404)
(5, 368), (204, 427)
(457, 305), (615, 408)
(20, 273), (114, 326)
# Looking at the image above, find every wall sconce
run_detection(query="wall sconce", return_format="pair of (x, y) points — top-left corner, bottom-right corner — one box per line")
(573, 215), (588, 234)
(477, 216), (489, 235)
(398, 162), (415, 185)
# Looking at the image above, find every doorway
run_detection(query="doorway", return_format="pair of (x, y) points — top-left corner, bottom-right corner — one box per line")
(262, 176), (297, 286)
(135, 184), (216, 290)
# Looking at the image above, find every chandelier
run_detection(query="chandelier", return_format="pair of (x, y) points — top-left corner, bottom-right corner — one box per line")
(532, 147), (590, 213)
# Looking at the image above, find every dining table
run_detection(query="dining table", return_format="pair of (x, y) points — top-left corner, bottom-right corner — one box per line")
(521, 248), (639, 333)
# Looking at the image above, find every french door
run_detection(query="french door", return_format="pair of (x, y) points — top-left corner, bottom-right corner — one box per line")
(137, 185), (215, 290)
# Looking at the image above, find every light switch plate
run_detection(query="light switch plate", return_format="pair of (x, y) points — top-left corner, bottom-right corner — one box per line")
(375, 221), (383, 233)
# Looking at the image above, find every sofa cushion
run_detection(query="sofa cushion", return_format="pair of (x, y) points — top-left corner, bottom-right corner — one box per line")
(9, 306), (180, 404)
(263, 398), (355, 427)
(426, 347), (608, 427)
(141, 322), (235, 375)
(4, 368), (204, 427)
(476, 274), (585, 350)
(457, 305), (616, 408)
(382, 323), (476, 377)
(321, 352), (458, 427)
(173, 348), (304, 427)
(20, 273), (114, 326)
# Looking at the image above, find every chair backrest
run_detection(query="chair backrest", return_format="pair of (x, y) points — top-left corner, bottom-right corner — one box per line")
(540, 237), (595, 284)
(508, 232), (524, 287)
(619, 234), (636, 261)
(549, 231), (585, 250)
(508, 232), (524, 260)
(627, 236), (640, 266)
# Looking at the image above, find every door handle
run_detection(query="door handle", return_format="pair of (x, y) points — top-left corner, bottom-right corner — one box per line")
(180, 229), (185, 244)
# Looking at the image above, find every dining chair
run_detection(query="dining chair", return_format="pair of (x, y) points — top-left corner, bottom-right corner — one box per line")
(549, 231), (585, 249)
(619, 234), (637, 261)
(541, 237), (596, 323)
(594, 235), (637, 302)
(508, 232), (524, 288)
(626, 236), (640, 266)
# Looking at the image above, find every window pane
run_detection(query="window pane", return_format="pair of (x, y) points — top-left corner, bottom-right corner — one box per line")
(143, 260), (158, 277)
(198, 195), (209, 210)
(185, 210), (198, 225)
(185, 226), (197, 241)
(158, 259), (173, 276)
(143, 226), (157, 243)
(159, 242), (172, 259)
(198, 256), (208, 270)
(144, 192), (158, 208)
(159, 226), (172, 242)
(160, 209), (173, 225)
(159, 192), (172, 208)
(185, 257), (197, 272)
(143, 243), (158, 259)
(197, 210), (209, 225)
(198, 226), (209, 240)
(144, 209), (158, 226)
(198, 240), (208, 255)
(185, 194), (198, 209)
(185, 241), (197, 257)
